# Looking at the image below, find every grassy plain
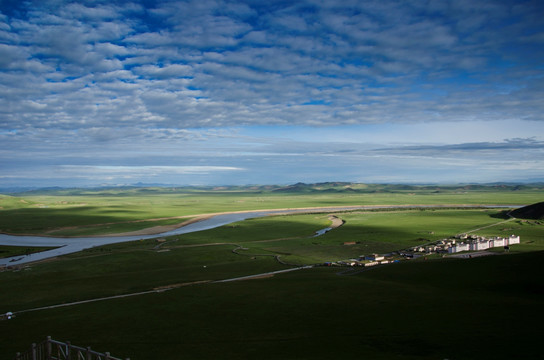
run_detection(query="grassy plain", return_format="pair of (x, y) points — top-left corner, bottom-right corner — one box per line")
(0, 246), (56, 258)
(1, 252), (541, 359)
(0, 185), (543, 359)
(1, 184), (542, 235)
(4, 208), (542, 311)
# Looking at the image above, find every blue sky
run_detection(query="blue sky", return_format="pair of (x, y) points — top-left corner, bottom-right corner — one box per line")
(1, 0), (543, 187)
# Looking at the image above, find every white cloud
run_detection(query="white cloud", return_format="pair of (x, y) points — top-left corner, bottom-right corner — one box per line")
(60, 165), (244, 174)
(60, 3), (121, 20)
(0, 0), (543, 186)
(1, 0), (543, 131)
(133, 64), (193, 78)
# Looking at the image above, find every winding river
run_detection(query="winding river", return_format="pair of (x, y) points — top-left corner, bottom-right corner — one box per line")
(0, 205), (519, 266)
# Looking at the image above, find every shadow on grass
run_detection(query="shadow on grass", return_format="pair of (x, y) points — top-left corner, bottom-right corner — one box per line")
(0, 206), (146, 234)
(488, 210), (512, 219)
(2, 252), (541, 360)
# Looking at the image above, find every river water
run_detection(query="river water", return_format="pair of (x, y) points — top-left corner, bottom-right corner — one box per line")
(0, 205), (519, 266)
(0, 211), (278, 266)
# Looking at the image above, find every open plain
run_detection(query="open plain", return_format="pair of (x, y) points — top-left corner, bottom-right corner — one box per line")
(1, 184), (543, 359)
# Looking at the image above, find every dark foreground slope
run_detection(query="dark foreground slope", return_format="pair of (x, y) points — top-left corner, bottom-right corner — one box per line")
(2, 251), (542, 360)
(510, 201), (544, 220)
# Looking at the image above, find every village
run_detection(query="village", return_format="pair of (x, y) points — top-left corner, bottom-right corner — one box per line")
(327, 234), (521, 268)
(413, 234), (520, 254)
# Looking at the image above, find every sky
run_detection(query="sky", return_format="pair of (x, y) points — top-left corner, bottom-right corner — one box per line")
(1, 0), (543, 188)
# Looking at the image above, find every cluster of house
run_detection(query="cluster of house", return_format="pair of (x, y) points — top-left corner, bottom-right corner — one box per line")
(325, 233), (521, 267)
(325, 254), (399, 267)
(408, 234), (520, 254)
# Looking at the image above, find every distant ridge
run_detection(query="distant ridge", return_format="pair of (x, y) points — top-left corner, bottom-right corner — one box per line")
(270, 182), (544, 194)
(510, 202), (544, 220)
(2, 182), (544, 196)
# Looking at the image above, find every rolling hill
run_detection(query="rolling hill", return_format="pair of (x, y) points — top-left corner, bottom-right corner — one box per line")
(510, 202), (544, 220)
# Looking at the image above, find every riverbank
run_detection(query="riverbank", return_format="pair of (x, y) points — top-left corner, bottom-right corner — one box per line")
(0, 204), (517, 238)
(0, 204), (521, 267)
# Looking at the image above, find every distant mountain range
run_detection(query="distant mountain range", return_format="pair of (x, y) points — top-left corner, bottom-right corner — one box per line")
(1, 181), (544, 196)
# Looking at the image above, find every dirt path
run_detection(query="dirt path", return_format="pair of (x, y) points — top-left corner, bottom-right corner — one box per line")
(9, 268), (312, 316)
(465, 217), (516, 234)
(152, 213), (344, 267)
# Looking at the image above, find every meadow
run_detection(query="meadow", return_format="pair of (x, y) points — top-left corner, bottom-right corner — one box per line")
(0, 183), (541, 236)
(1, 252), (541, 359)
(0, 184), (543, 359)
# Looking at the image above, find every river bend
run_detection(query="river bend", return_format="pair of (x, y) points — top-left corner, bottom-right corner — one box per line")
(0, 205), (519, 266)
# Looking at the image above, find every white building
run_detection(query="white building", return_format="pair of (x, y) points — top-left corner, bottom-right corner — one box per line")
(489, 237), (503, 247)
(448, 242), (470, 253)
(508, 235), (520, 245)
(470, 240), (490, 251)
(447, 235), (520, 254)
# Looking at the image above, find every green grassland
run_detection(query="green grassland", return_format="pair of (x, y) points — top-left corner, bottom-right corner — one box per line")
(40, 218), (191, 237)
(0, 246), (56, 259)
(1, 183), (542, 235)
(1, 184), (543, 359)
(150, 209), (544, 264)
(1, 252), (541, 359)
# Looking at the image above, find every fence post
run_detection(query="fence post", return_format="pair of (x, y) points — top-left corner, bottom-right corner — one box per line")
(105, 352), (111, 360)
(46, 336), (52, 360)
(86, 346), (92, 360)
(32, 343), (37, 360)
(66, 341), (72, 360)
(15, 352), (21, 360)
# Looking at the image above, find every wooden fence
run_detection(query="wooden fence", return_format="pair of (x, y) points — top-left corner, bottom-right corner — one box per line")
(14, 337), (129, 360)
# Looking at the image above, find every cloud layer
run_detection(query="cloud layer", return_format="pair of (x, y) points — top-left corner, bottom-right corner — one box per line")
(2, 0), (543, 132)
(1, 0), (543, 186)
